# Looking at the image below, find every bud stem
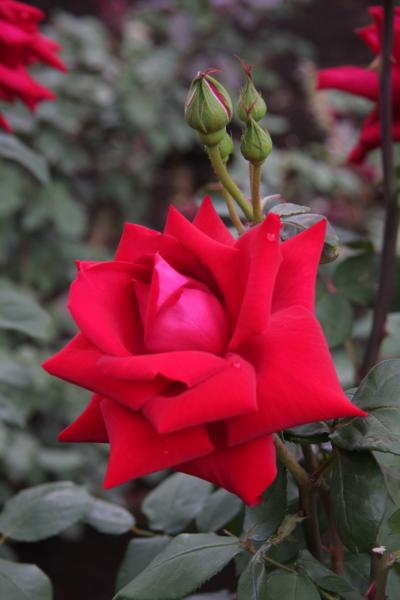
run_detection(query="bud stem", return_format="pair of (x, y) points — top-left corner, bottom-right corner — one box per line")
(251, 163), (262, 223)
(206, 144), (253, 221)
(220, 186), (246, 235)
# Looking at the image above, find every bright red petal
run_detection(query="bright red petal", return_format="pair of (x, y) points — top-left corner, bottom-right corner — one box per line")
(98, 350), (227, 385)
(101, 398), (213, 488)
(317, 66), (379, 101)
(356, 24), (380, 55)
(227, 306), (366, 445)
(59, 394), (108, 443)
(229, 214), (281, 349)
(43, 334), (165, 410)
(272, 218), (326, 313)
(193, 197), (235, 246)
(177, 431), (277, 506)
(164, 205), (239, 320)
(68, 261), (142, 356)
(142, 354), (257, 433)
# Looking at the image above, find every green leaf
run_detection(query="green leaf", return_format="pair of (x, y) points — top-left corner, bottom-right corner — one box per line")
(263, 570), (320, 600)
(0, 395), (25, 427)
(0, 482), (92, 541)
(196, 489), (242, 532)
(0, 282), (51, 340)
(389, 509), (400, 533)
(284, 422), (330, 444)
(0, 558), (53, 600)
(117, 537), (171, 590)
(0, 133), (49, 184)
(331, 360), (400, 455)
(316, 293), (353, 347)
(330, 450), (387, 552)
(114, 533), (241, 600)
(280, 214), (339, 263)
(269, 202), (311, 217)
(297, 550), (364, 599)
(237, 550), (268, 600)
(85, 499), (135, 535)
(333, 253), (378, 307)
(143, 473), (213, 534)
(0, 361), (31, 388)
(244, 462), (287, 541)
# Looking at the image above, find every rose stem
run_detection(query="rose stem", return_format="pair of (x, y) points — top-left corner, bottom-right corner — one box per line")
(220, 186), (246, 234)
(368, 549), (395, 600)
(250, 163), (263, 223)
(360, 0), (398, 379)
(301, 444), (324, 561)
(206, 144), (253, 220)
(273, 435), (323, 560)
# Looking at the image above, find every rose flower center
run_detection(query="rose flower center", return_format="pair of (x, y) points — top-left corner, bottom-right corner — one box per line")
(133, 254), (229, 354)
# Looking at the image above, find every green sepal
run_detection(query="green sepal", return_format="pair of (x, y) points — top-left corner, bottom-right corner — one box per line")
(185, 72), (232, 139)
(240, 118), (272, 166)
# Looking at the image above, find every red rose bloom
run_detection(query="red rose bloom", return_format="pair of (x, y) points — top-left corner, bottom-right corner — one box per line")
(317, 6), (400, 164)
(0, 0), (66, 131)
(44, 199), (365, 505)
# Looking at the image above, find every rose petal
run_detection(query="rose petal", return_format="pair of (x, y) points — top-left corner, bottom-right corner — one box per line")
(317, 66), (379, 101)
(101, 398), (214, 488)
(164, 205), (239, 320)
(59, 394), (108, 443)
(98, 350), (227, 385)
(227, 306), (367, 446)
(142, 353), (257, 433)
(68, 261), (142, 356)
(145, 286), (229, 354)
(229, 214), (281, 349)
(193, 196), (235, 246)
(177, 431), (277, 506)
(272, 218), (326, 313)
(43, 334), (165, 410)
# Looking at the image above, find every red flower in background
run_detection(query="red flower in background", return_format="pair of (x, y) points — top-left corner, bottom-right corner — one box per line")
(0, 0), (66, 131)
(317, 6), (400, 164)
(43, 198), (365, 505)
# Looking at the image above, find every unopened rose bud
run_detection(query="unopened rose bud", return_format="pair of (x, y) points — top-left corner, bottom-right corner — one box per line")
(240, 118), (272, 166)
(185, 70), (233, 146)
(218, 130), (234, 163)
(237, 60), (267, 123)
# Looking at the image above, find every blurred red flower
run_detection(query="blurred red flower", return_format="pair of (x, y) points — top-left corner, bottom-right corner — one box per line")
(317, 6), (400, 164)
(0, 0), (66, 131)
(44, 198), (364, 505)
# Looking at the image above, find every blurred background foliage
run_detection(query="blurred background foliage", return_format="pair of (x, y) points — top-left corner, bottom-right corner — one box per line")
(1, 0), (399, 598)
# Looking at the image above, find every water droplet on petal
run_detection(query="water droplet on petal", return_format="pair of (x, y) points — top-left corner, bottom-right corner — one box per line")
(266, 233), (276, 242)
(233, 362), (241, 369)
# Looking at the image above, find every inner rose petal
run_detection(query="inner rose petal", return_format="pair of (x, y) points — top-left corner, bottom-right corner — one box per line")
(133, 255), (229, 354)
(144, 286), (229, 354)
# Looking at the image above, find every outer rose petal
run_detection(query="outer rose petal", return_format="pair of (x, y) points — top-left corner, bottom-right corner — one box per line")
(229, 214), (281, 349)
(227, 306), (366, 446)
(142, 354), (257, 433)
(43, 334), (166, 410)
(59, 394), (108, 443)
(0, 63), (55, 109)
(164, 205), (240, 321)
(192, 196), (235, 246)
(116, 222), (213, 287)
(356, 24), (380, 55)
(318, 66), (400, 108)
(317, 66), (379, 101)
(68, 261), (142, 356)
(349, 109), (400, 163)
(0, 112), (11, 131)
(98, 351), (227, 385)
(177, 432), (277, 506)
(272, 218), (326, 313)
(101, 398), (213, 488)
